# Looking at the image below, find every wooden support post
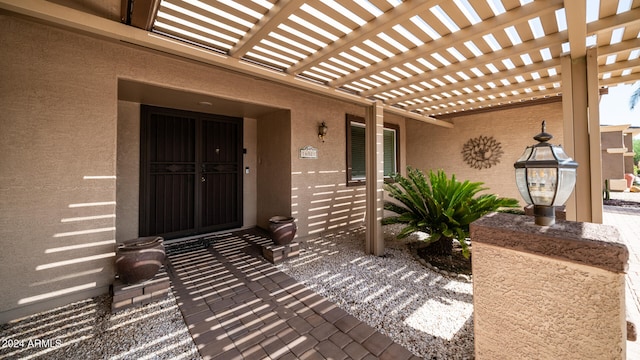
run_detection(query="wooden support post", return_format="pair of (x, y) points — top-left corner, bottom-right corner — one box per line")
(365, 101), (384, 256)
(560, 48), (603, 223)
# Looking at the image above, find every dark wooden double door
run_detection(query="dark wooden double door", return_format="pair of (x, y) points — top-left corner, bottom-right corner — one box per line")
(140, 105), (243, 239)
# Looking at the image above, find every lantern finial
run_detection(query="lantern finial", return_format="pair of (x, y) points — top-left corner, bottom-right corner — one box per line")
(533, 120), (553, 143)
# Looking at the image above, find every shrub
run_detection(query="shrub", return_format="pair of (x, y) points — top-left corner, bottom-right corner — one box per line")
(384, 167), (519, 258)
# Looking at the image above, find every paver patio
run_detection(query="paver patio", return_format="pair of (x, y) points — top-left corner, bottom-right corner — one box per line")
(163, 201), (640, 360)
(165, 230), (418, 360)
(602, 203), (640, 359)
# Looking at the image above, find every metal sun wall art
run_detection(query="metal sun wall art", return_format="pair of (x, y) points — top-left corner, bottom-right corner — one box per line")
(462, 135), (504, 169)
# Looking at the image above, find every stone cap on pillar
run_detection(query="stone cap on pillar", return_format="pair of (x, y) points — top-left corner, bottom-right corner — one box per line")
(470, 212), (628, 274)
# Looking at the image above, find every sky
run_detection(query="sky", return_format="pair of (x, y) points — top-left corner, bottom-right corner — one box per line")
(599, 82), (640, 129)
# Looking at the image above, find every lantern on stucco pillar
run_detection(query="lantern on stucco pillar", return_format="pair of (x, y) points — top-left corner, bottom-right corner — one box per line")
(514, 121), (578, 226)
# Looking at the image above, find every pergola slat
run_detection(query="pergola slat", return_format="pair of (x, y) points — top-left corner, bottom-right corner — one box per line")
(331, 0), (564, 87)
(157, 5), (242, 42)
(361, 31), (567, 98)
(141, 0), (640, 117)
(197, 0), (262, 25)
(288, 1), (440, 74)
(230, 0), (304, 57)
(397, 63), (560, 110)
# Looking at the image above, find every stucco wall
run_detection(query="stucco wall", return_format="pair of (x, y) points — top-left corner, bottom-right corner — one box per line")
(288, 111), (407, 237)
(471, 212), (628, 359)
(116, 101), (140, 242)
(623, 133), (635, 174)
(625, 154), (635, 175)
(0, 14), (393, 320)
(602, 131), (623, 149)
(602, 152), (625, 183)
(406, 103), (564, 205)
(257, 110), (292, 229)
(0, 14), (118, 321)
(473, 243), (626, 359)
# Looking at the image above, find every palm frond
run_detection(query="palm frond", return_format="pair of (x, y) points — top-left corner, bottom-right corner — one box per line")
(384, 167), (520, 257)
(630, 82), (640, 110)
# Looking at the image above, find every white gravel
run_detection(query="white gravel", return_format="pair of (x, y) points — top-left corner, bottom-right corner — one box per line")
(277, 225), (475, 359)
(1, 224), (474, 360)
(0, 292), (200, 360)
(609, 190), (640, 203)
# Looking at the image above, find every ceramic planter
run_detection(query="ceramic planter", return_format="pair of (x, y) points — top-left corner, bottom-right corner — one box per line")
(115, 236), (165, 284)
(268, 216), (297, 245)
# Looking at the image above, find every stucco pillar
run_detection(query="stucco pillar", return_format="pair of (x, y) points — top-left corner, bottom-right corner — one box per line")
(471, 212), (628, 359)
(365, 101), (384, 256)
(561, 48), (603, 223)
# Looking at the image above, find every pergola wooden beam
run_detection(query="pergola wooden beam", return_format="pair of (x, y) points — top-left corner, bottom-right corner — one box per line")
(329, 0), (564, 88)
(288, 0), (439, 74)
(229, 0), (304, 58)
(394, 58), (562, 107)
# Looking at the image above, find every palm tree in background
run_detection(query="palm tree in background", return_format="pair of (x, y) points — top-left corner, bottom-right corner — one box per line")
(630, 81), (640, 110)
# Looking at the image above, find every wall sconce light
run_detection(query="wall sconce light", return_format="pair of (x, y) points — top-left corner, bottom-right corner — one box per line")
(318, 122), (328, 142)
(513, 120), (578, 226)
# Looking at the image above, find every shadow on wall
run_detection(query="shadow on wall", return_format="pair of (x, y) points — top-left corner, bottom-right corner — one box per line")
(13, 176), (116, 319)
(292, 170), (367, 237)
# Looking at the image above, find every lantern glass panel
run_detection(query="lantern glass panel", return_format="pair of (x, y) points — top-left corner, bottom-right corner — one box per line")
(530, 146), (554, 161)
(527, 168), (557, 205)
(552, 146), (571, 160)
(554, 168), (577, 206)
(515, 168), (532, 204)
(516, 146), (533, 162)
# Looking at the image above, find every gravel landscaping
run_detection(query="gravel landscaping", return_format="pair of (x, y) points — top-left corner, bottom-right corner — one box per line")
(0, 292), (200, 360)
(277, 225), (475, 359)
(1, 194), (637, 359)
(1, 224), (474, 359)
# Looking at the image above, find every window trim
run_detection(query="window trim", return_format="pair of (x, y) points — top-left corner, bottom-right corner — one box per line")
(345, 114), (400, 187)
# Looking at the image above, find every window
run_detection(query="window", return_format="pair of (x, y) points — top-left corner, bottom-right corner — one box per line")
(346, 114), (400, 186)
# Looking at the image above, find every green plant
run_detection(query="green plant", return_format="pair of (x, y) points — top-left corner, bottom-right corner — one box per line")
(384, 167), (519, 258)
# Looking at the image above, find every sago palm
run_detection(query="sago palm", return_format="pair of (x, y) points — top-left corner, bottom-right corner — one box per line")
(384, 167), (519, 258)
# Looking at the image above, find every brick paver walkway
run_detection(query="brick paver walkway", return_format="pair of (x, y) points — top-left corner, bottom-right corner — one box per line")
(603, 205), (640, 359)
(162, 204), (639, 359)
(165, 231), (418, 360)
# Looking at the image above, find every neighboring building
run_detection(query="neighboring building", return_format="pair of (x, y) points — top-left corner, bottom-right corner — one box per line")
(601, 125), (640, 191)
(624, 127), (640, 176)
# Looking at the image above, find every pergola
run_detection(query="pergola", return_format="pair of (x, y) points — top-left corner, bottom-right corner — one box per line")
(3, 0), (639, 254)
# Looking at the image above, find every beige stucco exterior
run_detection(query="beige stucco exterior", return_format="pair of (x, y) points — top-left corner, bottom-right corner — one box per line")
(0, 5), (618, 329)
(471, 212), (628, 359)
(623, 129), (638, 175)
(0, 15), (402, 322)
(473, 243), (626, 359)
(405, 103), (564, 205)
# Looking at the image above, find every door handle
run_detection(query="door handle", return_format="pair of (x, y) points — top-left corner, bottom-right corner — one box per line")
(201, 176), (206, 182)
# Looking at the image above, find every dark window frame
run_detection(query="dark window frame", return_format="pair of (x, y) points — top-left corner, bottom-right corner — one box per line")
(345, 114), (400, 187)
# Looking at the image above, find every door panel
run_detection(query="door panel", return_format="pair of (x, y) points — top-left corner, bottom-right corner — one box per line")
(140, 106), (243, 239)
(199, 117), (242, 232)
(149, 173), (195, 235)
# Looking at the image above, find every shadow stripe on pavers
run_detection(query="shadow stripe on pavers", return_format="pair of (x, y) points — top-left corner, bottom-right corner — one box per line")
(166, 231), (420, 360)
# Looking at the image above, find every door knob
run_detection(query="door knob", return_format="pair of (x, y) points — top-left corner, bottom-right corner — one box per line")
(201, 176), (206, 182)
